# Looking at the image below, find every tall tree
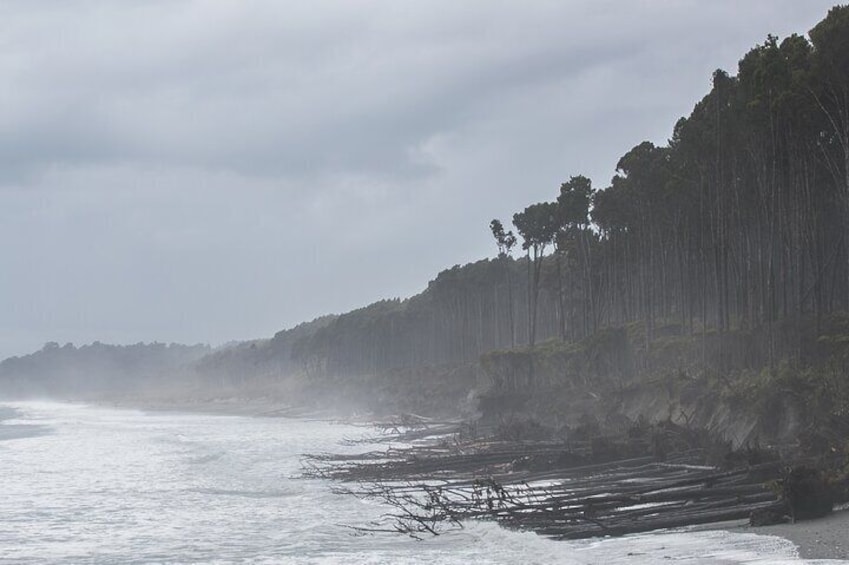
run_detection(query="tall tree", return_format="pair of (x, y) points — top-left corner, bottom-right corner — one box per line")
(513, 202), (559, 346)
(810, 6), (849, 309)
(556, 175), (595, 339)
(490, 219), (518, 347)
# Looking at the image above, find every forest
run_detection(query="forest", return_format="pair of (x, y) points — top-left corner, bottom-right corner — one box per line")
(263, 5), (849, 382)
(0, 341), (209, 398)
(499, 6), (849, 350)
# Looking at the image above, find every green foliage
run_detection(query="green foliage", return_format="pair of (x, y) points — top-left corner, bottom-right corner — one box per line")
(481, 327), (632, 394)
(512, 202), (559, 254)
(502, 6), (849, 346)
(557, 175), (593, 228)
(720, 358), (849, 452)
(810, 5), (849, 80)
(489, 218), (517, 258)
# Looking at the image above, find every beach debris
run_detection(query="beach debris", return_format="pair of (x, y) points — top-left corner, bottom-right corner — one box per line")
(303, 419), (804, 540)
(782, 465), (835, 522)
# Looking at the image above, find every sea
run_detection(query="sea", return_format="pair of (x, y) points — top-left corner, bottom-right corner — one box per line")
(0, 401), (843, 564)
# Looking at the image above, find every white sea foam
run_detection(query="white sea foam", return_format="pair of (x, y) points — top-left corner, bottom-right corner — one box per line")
(0, 401), (843, 564)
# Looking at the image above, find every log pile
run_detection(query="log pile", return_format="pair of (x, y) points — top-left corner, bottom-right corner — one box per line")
(301, 417), (814, 540)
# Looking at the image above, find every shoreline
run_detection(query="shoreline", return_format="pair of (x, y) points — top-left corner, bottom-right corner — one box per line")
(721, 507), (849, 560)
(88, 394), (352, 421)
(6, 397), (848, 560)
(81, 397), (849, 560)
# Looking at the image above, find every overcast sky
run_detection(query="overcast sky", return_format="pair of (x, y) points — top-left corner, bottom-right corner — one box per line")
(0, 1), (840, 359)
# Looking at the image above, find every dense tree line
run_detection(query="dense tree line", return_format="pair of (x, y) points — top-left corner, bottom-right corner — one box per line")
(290, 263), (535, 377)
(0, 341), (209, 398)
(493, 6), (849, 360)
(266, 7), (849, 380)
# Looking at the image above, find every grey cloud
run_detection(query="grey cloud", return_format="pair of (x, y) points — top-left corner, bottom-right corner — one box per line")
(0, 0), (727, 184)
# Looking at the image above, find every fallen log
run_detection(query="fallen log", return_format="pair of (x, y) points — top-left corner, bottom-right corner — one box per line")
(304, 419), (807, 540)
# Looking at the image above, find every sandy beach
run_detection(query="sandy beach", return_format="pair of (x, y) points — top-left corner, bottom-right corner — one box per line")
(721, 507), (849, 560)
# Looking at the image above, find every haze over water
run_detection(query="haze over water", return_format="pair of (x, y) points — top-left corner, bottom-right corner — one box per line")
(0, 402), (839, 564)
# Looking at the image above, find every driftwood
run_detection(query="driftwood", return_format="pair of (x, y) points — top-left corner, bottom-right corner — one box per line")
(302, 420), (807, 540)
(342, 415), (468, 445)
(322, 459), (786, 540)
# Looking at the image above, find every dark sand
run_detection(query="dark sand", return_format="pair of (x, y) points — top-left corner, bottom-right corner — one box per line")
(723, 507), (849, 560)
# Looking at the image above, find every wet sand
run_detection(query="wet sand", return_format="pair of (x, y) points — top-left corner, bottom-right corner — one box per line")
(721, 507), (849, 560)
(762, 509), (849, 560)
